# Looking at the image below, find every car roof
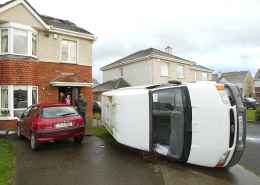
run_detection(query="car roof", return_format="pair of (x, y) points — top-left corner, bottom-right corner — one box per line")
(35, 104), (73, 108)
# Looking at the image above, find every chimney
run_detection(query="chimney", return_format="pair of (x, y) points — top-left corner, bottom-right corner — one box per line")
(165, 46), (173, 55)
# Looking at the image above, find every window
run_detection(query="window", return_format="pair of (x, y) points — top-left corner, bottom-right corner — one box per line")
(0, 85), (38, 118)
(202, 73), (208, 81)
(194, 71), (197, 81)
(1, 29), (8, 53)
(32, 33), (37, 56)
(119, 67), (124, 77)
(13, 29), (28, 55)
(42, 106), (78, 118)
(176, 65), (184, 79)
(161, 63), (169, 77)
(14, 86), (28, 117)
(153, 88), (183, 111)
(0, 23), (37, 57)
(61, 40), (77, 63)
(0, 86), (10, 117)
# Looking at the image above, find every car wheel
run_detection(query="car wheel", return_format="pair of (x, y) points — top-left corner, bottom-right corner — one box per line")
(30, 133), (38, 150)
(74, 136), (83, 144)
(17, 125), (22, 138)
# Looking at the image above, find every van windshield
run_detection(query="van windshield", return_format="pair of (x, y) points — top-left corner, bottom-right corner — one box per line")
(41, 106), (79, 118)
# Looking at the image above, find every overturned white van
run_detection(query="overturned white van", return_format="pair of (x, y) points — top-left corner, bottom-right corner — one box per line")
(101, 81), (246, 168)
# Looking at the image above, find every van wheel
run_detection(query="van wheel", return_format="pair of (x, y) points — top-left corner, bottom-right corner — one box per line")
(17, 125), (22, 138)
(30, 133), (38, 150)
(74, 136), (83, 144)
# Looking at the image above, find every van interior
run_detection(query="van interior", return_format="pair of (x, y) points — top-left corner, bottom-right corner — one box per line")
(152, 87), (187, 159)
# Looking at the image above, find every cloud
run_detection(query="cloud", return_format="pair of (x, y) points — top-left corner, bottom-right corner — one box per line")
(29, 0), (260, 81)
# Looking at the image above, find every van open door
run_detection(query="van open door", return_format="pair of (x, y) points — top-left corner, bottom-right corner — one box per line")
(151, 86), (192, 162)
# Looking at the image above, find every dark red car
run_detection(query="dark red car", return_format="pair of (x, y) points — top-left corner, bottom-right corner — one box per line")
(17, 104), (85, 150)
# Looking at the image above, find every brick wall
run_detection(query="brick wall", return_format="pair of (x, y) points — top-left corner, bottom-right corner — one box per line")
(0, 120), (17, 129)
(0, 59), (93, 125)
(0, 59), (38, 85)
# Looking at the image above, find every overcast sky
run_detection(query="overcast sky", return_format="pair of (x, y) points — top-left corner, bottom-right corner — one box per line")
(27, 0), (260, 82)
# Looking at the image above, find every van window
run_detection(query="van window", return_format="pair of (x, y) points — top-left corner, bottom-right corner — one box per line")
(153, 88), (183, 111)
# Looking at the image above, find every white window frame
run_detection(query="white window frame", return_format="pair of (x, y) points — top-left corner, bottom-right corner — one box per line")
(32, 86), (38, 105)
(176, 65), (184, 79)
(0, 28), (9, 54)
(202, 72), (208, 81)
(0, 85), (38, 119)
(0, 86), (10, 118)
(13, 86), (29, 117)
(0, 22), (38, 58)
(160, 63), (169, 77)
(60, 39), (78, 64)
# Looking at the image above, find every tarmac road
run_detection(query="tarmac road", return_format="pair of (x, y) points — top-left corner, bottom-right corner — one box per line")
(240, 123), (260, 175)
(11, 133), (260, 185)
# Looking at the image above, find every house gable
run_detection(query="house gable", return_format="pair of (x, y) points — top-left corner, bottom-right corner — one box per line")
(0, 0), (48, 30)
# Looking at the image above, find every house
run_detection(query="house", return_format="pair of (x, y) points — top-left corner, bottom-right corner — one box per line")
(255, 69), (260, 102)
(217, 71), (255, 97)
(93, 78), (130, 101)
(101, 47), (213, 86)
(0, 0), (95, 129)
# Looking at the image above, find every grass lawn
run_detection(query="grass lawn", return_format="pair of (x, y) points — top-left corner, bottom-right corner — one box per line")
(0, 138), (15, 185)
(247, 109), (256, 122)
(88, 127), (114, 142)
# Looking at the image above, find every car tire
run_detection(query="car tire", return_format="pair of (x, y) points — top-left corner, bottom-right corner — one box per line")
(74, 136), (83, 144)
(17, 124), (22, 138)
(30, 133), (39, 151)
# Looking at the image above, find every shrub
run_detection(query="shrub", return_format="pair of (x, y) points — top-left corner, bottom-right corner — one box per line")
(247, 109), (256, 122)
(255, 107), (260, 121)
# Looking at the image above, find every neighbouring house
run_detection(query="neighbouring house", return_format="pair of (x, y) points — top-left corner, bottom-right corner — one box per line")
(92, 78), (100, 87)
(0, 0), (95, 129)
(216, 71), (255, 97)
(255, 69), (260, 102)
(93, 78), (130, 101)
(101, 47), (214, 86)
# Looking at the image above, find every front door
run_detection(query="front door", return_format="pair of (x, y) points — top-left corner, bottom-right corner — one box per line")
(58, 87), (80, 105)
(151, 87), (192, 161)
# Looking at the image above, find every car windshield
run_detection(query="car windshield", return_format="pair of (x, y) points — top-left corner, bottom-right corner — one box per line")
(41, 106), (79, 118)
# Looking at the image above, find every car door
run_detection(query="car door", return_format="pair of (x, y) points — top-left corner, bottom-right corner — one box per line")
(24, 106), (39, 137)
(20, 106), (33, 138)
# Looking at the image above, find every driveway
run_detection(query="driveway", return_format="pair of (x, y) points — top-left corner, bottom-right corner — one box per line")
(12, 136), (163, 185)
(11, 135), (260, 185)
